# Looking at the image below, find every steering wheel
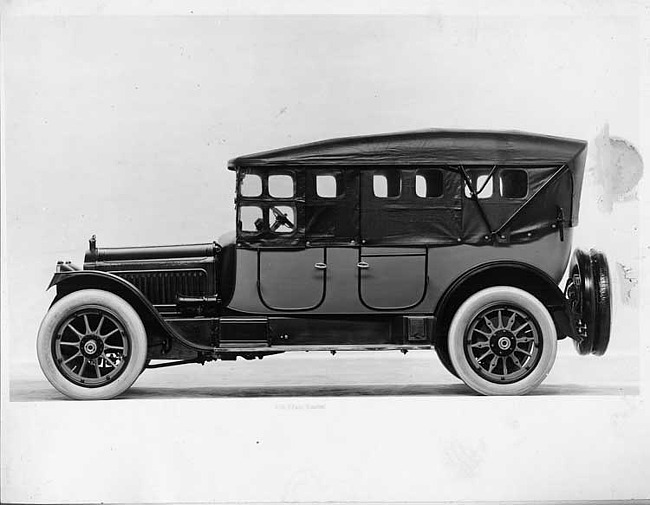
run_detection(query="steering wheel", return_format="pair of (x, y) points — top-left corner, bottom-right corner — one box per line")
(270, 206), (294, 231)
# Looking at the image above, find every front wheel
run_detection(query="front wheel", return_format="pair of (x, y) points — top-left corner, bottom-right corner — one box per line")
(37, 289), (148, 400)
(448, 286), (557, 395)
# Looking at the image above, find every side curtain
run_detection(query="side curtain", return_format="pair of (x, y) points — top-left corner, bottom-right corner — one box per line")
(359, 168), (462, 246)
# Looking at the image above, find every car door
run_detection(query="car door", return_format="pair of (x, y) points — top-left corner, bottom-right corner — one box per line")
(357, 246), (427, 309)
(258, 247), (326, 311)
(239, 169), (327, 311)
(356, 169), (427, 309)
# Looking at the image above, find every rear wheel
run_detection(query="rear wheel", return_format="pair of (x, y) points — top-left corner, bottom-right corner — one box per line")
(448, 286), (557, 395)
(37, 289), (147, 400)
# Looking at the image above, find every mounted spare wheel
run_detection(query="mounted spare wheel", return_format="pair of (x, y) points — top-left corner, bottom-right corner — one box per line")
(564, 248), (612, 356)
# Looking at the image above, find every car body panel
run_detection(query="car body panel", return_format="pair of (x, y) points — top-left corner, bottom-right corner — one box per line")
(226, 229), (572, 316)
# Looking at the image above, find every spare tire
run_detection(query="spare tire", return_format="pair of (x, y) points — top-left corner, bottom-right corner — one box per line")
(567, 249), (595, 355)
(565, 248), (611, 356)
(589, 249), (612, 356)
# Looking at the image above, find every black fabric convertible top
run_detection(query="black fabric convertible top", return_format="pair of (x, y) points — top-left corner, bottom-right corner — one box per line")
(228, 129), (587, 168)
(229, 129), (587, 248)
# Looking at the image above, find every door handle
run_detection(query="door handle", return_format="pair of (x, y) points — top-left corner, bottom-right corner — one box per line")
(357, 261), (370, 269)
(314, 262), (327, 270)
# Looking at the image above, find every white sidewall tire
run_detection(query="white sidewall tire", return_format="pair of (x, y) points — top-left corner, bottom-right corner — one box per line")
(37, 289), (147, 400)
(448, 286), (557, 396)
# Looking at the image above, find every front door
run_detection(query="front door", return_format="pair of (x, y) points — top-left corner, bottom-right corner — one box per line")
(258, 248), (326, 311)
(237, 167), (327, 311)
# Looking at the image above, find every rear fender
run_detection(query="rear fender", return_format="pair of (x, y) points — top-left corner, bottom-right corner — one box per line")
(48, 270), (212, 352)
(434, 261), (578, 342)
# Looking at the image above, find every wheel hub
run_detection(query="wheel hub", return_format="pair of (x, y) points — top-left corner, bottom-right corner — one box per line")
(80, 336), (104, 359)
(490, 330), (516, 356)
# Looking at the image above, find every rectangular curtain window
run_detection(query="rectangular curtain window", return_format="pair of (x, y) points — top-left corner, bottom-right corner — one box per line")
(415, 169), (444, 198)
(500, 169), (528, 198)
(240, 206), (264, 232)
(268, 174), (295, 198)
(373, 171), (401, 198)
(316, 174), (338, 198)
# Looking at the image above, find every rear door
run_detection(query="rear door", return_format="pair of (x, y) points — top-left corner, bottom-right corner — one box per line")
(358, 169), (426, 309)
(358, 246), (427, 309)
(358, 168), (461, 310)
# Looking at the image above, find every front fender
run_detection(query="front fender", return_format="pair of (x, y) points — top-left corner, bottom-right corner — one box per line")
(49, 270), (212, 352)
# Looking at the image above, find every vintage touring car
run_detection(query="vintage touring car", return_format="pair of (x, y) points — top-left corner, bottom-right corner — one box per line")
(37, 129), (611, 399)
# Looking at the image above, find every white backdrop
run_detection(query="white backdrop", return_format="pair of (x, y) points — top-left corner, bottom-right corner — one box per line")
(2, 1), (648, 503)
(3, 12), (642, 361)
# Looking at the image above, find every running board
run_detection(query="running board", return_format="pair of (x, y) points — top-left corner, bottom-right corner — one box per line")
(213, 344), (433, 353)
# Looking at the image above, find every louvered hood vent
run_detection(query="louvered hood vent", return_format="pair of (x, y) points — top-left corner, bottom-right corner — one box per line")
(114, 269), (209, 305)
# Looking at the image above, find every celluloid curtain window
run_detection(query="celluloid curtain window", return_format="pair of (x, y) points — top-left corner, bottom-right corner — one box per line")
(240, 173), (263, 197)
(316, 174), (338, 198)
(415, 170), (444, 198)
(268, 174), (295, 198)
(373, 172), (401, 198)
(500, 169), (528, 198)
(239, 205), (264, 232)
(465, 174), (493, 199)
(272, 205), (295, 233)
